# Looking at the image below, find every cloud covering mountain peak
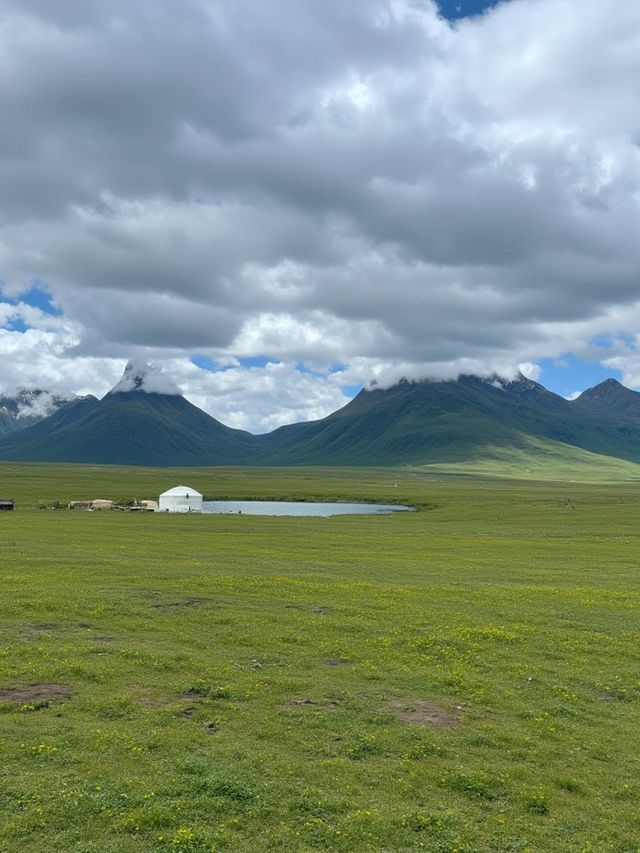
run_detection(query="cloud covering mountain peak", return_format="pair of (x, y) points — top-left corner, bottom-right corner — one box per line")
(109, 361), (182, 396)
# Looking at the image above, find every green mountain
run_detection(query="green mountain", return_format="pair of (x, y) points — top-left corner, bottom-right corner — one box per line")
(2, 367), (640, 472)
(571, 378), (640, 418)
(260, 375), (640, 466)
(0, 364), (257, 466)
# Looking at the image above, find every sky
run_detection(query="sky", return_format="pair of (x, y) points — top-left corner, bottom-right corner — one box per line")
(1, 0), (639, 432)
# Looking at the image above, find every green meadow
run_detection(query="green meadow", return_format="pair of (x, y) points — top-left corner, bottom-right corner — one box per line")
(1, 462), (640, 852)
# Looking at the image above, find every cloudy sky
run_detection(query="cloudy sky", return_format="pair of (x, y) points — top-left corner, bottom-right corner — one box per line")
(1, 0), (639, 431)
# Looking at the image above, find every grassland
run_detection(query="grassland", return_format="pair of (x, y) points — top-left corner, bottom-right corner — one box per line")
(1, 462), (639, 852)
(424, 437), (640, 483)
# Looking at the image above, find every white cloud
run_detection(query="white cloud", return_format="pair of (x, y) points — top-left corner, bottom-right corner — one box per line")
(109, 360), (182, 395)
(16, 390), (71, 419)
(1, 0), (640, 427)
(518, 362), (542, 381)
(176, 361), (353, 432)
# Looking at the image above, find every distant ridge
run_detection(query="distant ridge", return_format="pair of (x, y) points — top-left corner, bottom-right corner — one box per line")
(572, 378), (640, 418)
(1, 368), (640, 468)
(0, 389), (71, 438)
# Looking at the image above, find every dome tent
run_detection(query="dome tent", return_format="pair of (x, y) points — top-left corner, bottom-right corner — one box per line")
(159, 485), (203, 513)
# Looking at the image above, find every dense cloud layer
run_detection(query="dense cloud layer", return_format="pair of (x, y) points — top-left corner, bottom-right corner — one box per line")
(1, 0), (640, 428)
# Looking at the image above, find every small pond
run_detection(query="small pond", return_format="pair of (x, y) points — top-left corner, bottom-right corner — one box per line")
(201, 500), (413, 517)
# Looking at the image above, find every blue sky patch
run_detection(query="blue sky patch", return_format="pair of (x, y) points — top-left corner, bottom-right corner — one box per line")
(294, 361), (349, 378)
(591, 332), (637, 351)
(239, 356), (275, 369)
(5, 317), (29, 333)
(1, 283), (62, 333)
(191, 354), (281, 372)
(342, 383), (364, 397)
(191, 355), (218, 371)
(437, 0), (501, 20)
(16, 283), (62, 317)
(538, 354), (623, 398)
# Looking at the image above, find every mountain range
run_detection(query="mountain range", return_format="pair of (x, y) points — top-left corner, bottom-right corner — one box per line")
(1, 364), (640, 469)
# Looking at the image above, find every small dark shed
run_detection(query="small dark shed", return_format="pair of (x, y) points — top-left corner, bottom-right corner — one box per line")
(0, 499), (15, 511)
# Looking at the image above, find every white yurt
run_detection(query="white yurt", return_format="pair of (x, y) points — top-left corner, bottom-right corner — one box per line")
(158, 486), (203, 513)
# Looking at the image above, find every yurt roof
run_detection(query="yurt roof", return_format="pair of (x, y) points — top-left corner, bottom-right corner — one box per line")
(160, 485), (203, 498)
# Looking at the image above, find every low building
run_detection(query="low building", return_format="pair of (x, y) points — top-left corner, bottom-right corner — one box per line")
(159, 486), (203, 513)
(91, 499), (113, 510)
(0, 499), (14, 511)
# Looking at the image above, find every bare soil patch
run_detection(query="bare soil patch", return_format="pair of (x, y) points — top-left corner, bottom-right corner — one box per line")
(14, 622), (64, 637)
(149, 597), (213, 610)
(136, 696), (168, 709)
(127, 685), (170, 708)
(14, 622), (105, 638)
(389, 699), (459, 728)
(0, 683), (73, 704)
(284, 696), (345, 710)
(323, 658), (351, 667)
(597, 690), (616, 701)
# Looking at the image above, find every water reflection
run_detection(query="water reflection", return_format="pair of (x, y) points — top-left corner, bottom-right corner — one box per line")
(201, 500), (412, 517)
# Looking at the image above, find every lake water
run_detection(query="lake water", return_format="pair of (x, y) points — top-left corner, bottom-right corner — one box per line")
(201, 500), (412, 517)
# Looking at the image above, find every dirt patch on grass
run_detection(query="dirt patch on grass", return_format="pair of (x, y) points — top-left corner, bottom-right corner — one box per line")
(149, 597), (213, 610)
(597, 690), (615, 701)
(285, 604), (331, 615)
(0, 683), (73, 704)
(14, 622), (64, 637)
(323, 658), (351, 667)
(284, 696), (345, 710)
(14, 624), (116, 644)
(14, 622), (108, 638)
(136, 696), (164, 709)
(126, 684), (170, 709)
(389, 699), (459, 729)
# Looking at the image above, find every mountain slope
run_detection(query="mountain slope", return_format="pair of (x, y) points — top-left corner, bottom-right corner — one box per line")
(421, 434), (640, 482)
(0, 395), (100, 457)
(259, 377), (532, 465)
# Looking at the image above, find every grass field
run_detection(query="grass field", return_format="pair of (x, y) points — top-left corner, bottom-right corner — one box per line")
(1, 462), (639, 852)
